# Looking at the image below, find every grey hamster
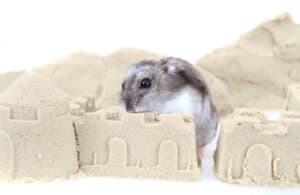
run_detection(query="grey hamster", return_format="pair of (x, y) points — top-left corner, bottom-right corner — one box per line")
(120, 57), (219, 155)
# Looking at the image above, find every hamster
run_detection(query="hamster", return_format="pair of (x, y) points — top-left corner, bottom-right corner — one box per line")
(120, 57), (219, 159)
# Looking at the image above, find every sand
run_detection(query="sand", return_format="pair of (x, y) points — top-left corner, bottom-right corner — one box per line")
(0, 13), (299, 186)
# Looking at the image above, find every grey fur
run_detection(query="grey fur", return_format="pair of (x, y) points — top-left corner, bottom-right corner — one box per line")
(121, 57), (219, 148)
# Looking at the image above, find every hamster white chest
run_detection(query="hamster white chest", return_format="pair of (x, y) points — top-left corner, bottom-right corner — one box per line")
(162, 86), (201, 116)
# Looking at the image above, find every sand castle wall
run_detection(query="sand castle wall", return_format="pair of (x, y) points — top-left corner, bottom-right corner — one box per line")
(0, 106), (78, 181)
(215, 109), (300, 186)
(75, 110), (199, 180)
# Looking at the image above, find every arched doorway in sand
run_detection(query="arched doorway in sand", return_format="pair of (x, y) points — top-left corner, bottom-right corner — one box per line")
(158, 140), (178, 171)
(107, 137), (128, 167)
(242, 144), (273, 184)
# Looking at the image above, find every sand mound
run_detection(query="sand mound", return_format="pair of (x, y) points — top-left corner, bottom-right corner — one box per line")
(0, 72), (69, 120)
(0, 71), (24, 94)
(34, 52), (105, 100)
(196, 13), (300, 112)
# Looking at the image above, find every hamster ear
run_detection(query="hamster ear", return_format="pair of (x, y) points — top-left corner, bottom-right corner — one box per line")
(159, 57), (178, 74)
(160, 57), (209, 95)
(162, 64), (177, 74)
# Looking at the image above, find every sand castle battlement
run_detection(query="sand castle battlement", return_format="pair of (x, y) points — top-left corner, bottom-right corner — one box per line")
(75, 110), (199, 180)
(0, 105), (71, 121)
(77, 109), (194, 126)
(224, 108), (300, 127)
(215, 109), (300, 187)
(70, 96), (97, 116)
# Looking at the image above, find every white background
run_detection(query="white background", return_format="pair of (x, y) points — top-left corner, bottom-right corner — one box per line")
(0, 0), (300, 194)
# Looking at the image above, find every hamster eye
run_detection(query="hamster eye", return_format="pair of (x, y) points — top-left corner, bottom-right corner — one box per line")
(140, 78), (151, 88)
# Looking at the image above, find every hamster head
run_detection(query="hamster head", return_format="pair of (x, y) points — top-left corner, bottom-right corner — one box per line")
(120, 57), (209, 113)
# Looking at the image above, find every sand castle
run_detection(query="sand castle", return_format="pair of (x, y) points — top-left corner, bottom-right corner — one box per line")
(215, 109), (300, 187)
(0, 14), (299, 187)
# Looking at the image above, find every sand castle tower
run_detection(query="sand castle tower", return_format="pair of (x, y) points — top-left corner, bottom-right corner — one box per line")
(0, 72), (78, 181)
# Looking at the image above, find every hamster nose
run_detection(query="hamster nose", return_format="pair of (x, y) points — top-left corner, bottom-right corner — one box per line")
(126, 99), (134, 112)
